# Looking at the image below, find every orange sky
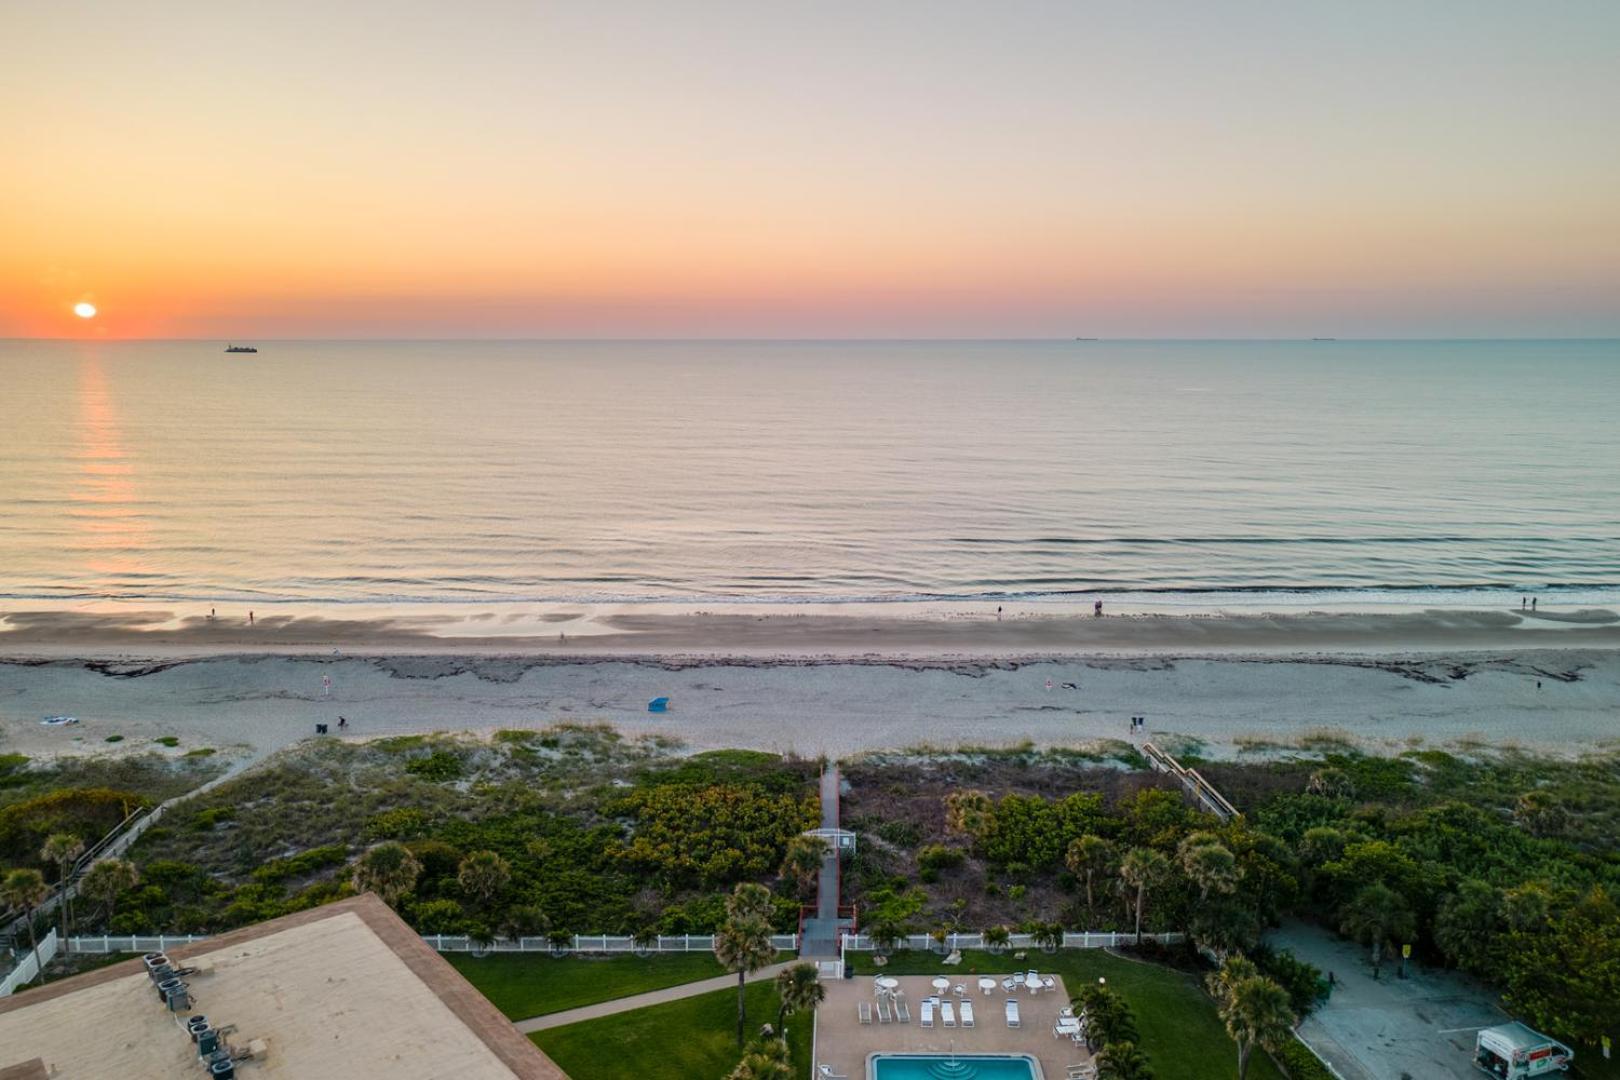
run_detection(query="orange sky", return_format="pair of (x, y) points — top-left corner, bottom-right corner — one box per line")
(5, 2), (1618, 338)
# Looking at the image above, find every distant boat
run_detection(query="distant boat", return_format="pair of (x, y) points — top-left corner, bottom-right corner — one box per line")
(225, 344), (258, 353)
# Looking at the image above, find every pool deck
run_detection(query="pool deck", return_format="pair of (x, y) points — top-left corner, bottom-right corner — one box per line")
(815, 972), (1094, 1079)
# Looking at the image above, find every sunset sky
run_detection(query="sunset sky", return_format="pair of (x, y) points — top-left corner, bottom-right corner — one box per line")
(5, 1), (1618, 339)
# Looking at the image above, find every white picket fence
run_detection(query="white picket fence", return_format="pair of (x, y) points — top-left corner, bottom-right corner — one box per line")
(0, 929), (60, 997)
(62, 931), (800, 956)
(840, 930), (1185, 952)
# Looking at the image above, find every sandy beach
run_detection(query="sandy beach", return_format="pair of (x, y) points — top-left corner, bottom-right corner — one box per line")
(2, 607), (1617, 763)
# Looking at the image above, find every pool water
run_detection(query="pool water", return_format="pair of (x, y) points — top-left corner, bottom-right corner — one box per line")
(870, 1054), (1039, 1079)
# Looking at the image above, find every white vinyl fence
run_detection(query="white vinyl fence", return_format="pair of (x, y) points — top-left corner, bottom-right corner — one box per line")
(0, 929), (60, 997)
(63, 931), (799, 956)
(841, 930), (1185, 952)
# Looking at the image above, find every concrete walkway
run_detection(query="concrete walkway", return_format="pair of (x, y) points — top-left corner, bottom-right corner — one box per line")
(514, 961), (795, 1033)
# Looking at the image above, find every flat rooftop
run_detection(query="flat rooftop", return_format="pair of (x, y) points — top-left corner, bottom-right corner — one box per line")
(0, 893), (565, 1080)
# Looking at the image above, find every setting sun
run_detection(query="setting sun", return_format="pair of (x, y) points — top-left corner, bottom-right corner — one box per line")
(73, 301), (97, 319)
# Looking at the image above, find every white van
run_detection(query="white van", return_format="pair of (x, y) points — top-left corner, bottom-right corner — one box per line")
(1474, 1022), (1573, 1078)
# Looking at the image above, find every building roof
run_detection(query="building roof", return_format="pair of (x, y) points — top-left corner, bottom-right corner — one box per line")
(0, 893), (567, 1080)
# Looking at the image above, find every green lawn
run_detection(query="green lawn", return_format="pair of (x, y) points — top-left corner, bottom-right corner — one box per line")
(532, 980), (814, 1080)
(445, 952), (730, 1020)
(844, 949), (1286, 1080)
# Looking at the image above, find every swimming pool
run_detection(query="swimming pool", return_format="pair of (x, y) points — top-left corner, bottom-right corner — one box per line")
(869, 1053), (1041, 1079)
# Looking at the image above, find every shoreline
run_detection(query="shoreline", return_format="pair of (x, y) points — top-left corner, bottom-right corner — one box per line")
(2, 605), (1619, 660)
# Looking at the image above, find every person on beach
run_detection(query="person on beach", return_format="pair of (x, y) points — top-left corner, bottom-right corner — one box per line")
(338, 716), (348, 729)
(1094, 599), (1103, 617)
(1521, 596), (1527, 610)
(997, 605), (1002, 621)
(1531, 597), (1537, 610)
(249, 610), (254, 624)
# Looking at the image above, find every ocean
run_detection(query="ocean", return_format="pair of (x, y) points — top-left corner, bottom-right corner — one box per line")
(2, 338), (1618, 611)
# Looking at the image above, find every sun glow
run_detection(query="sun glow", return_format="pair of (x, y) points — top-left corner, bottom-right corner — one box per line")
(74, 301), (97, 319)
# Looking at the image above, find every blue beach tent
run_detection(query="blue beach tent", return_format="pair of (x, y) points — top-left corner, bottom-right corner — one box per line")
(648, 697), (669, 713)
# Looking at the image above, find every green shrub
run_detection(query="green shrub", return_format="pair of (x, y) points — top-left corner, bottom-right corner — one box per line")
(104, 735), (124, 743)
(365, 807), (430, 840)
(154, 737), (181, 748)
(183, 748), (216, 758)
(1270, 1037), (1335, 1080)
(405, 751), (463, 782)
(190, 807), (236, 831)
(876, 820), (922, 848)
(917, 844), (966, 872)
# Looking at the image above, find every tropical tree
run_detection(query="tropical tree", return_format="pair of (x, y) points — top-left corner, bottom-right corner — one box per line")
(778, 835), (827, 898)
(500, 904), (547, 945)
(1514, 791), (1569, 838)
(1073, 984), (1138, 1049)
(866, 919), (903, 956)
(1435, 879), (1501, 972)
(1179, 839), (1240, 902)
(1, 868), (49, 982)
(1095, 1040), (1154, 1080)
(1306, 767), (1354, 799)
(456, 850), (511, 907)
(1205, 954), (1261, 1009)
(726, 1036), (793, 1080)
(1118, 848), (1171, 945)
(78, 857), (139, 924)
(353, 842), (422, 907)
(1338, 882), (1415, 977)
(983, 924), (1011, 953)
(40, 833), (84, 939)
(1029, 920), (1063, 953)
(1219, 974), (1295, 1080)
(773, 961), (825, 1036)
(727, 882), (777, 926)
(1065, 834), (1117, 917)
(715, 915), (777, 1047)
(943, 790), (994, 839)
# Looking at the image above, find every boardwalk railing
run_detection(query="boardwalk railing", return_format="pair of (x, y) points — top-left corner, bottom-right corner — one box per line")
(840, 930), (1185, 952)
(1143, 741), (1240, 821)
(0, 930), (59, 997)
(62, 931), (800, 956)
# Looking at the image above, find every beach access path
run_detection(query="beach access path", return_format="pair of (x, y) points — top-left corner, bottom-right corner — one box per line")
(512, 961), (795, 1033)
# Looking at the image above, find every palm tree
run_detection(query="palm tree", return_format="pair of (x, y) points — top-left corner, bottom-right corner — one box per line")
(942, 790), (994, 838)
(1219, 974), (1295, 1080)
(1204, 953), (1260, 1009)
(727, 882), (777, 925)
(1030, 920), (1063, 953)
(773, 961), (825, 1036)
(632, 923), (660, 958)
(352, 842), (422, 907)
(1178, 840), (1239, 902)
(983, 924), (1011, 953)
(1118, 848), (1170, 945)
(1338, 882), (1415, 977)
(1095, 1040), (1155, 1080)
(78, 857), (139, 925)
(1065, 834), (1116, 918)
(40, 833), (84, 940)
(1, 868), (49, 982)
(866, 919), (903, 957)
(456, 850), (511, 907)
(778, 835), (827, 898)
(715, 915), (777, 1048)
(727, 1036), (792, 1080)
(1306, 766), (1354, 799)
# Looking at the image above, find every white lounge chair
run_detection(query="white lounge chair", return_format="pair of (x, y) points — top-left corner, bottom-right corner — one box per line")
(896, 997), (911, 1024)
(941, 1001), (957, 1028)
(960, 1000), (975, 1028)
(820, 1067), (850, 1079)
(857, 1001), (872, 1024)
(920, 998), (935, 1029)
(1001, 976), (1017, 992)
(1043, 976), (1057, 991)
(1066, 1066), (1097, 1080)
(1005, 998), (1021, 1028)
(878, 997), (893, 1023)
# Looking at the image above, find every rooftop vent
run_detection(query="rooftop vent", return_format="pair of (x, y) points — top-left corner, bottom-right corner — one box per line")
(208, 1059), (235, 1079)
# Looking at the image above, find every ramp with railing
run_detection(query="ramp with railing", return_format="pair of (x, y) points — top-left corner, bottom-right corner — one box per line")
(1142, 741), (1240, 821)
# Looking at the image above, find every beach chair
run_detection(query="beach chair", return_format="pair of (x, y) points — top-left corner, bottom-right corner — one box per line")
(857, 1001), (872, 1024)
(960, 1000), (975, 1028)
(896, 997), (911, 1024)
(1043, 976), (1057, 991)
(877, 997), (893, 1023)
(941, 1000), (956, 1028)
(1066, 1066), (1097, 1080)
(819, 1067), (850, 1079)
(920, 998), (935, 1029)
(1001, 976), (1017, 992)
(1005, 998), (1021, 1028)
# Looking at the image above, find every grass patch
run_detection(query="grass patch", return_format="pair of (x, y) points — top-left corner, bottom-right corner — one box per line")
(183, 747), (216, 758)
(447, 952), (731, 1020)
(104, 735), (124, 743)
(844, 949), (1286, 1080)
(153, 736), (180, 748)
(532, 980), (812, 1080)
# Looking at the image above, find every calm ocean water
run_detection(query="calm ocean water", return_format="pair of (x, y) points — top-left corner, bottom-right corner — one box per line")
(2, 339), (1618, 609)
